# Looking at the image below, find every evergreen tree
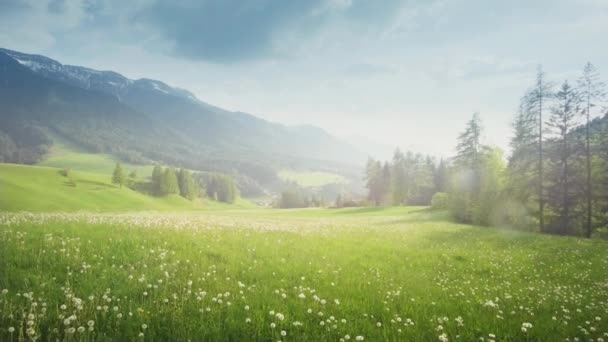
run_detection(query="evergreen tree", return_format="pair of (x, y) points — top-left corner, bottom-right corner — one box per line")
(449, 113), (485, 222)
(391, 149), (407, 205)
(434, 158), (449, 193)
(381, 161), (391, 204)
(545, 80), (582, 235)
(161, 167), (179, 195)
(112, 162), (125, 188)
(177, 168), (197, 200)
(151, 165), (163, 196)
(577, 62), (606, 237)
(526, 66), (554, 232)
(364, 158), (383, 206)
(507, 94), (538, 202)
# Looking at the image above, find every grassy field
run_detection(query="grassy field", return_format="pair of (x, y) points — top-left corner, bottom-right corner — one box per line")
(0, 163), (204, 212)
(1, 208), (607, 341)
(38, 135), (155, 176)
(278, 169), (347, 187)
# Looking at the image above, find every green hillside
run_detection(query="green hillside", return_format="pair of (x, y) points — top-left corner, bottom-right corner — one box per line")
(0, 163), (204, 211)
(38, 134), (155, 176)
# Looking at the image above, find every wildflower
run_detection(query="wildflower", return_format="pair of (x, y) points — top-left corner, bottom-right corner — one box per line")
(77, 326), (85, 333)
(270, 323), (276, 329)
(376, 322), (382, 327)
(281, 330), (287, 337)
(141, 324), (148, 330)
(355, 336), (365, 341)
(8, 327), (15, 333)
(438, 333), (448, 342)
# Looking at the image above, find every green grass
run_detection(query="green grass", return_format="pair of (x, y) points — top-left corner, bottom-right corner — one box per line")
(278, 169), (346, 187)
(1, 208), (606, 341)
(38, 135), (155, 176)
(0, 163), (204, 211)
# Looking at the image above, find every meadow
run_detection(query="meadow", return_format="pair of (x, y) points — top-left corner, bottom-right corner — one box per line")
(1, 208), (607, 341)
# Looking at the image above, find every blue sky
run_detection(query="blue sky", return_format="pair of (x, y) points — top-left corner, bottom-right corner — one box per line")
(1, 0), (607, 157)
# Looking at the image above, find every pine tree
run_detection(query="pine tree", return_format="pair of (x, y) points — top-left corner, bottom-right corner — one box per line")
(161, 167), (179, 195)
(178, 168), (197, 200)
(434, 158), (449, 193)
(455, 112), (482, 172)
(577, 62), (606, 237)
(391, 149), (407, 205)
(507, 94), (538, 204)
(381, 161), (391, 204)
(364, 158), (383, 206)
(151, 165), (163, 196)
(546, 80), (582, 235)
(112, 162), (125, 188)
(526, 66), (554, 232)
(450, 113), (485, 222)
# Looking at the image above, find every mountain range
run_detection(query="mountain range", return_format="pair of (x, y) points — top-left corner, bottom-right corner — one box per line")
(0, 48), (365, 184)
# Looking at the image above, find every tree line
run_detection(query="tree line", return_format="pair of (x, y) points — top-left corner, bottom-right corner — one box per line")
(370, 63), (607, 237)
(111, 163), (238, 203)
(364, 151), (449, 207)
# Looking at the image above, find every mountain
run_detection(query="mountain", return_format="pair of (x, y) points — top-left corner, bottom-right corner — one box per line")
(0, 48), (365, 183)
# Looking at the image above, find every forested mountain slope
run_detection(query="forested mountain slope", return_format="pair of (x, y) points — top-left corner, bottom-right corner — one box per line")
(0, 48), (364, 184)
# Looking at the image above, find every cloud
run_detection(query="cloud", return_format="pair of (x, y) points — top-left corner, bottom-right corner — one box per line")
(132, 0), (328, 63)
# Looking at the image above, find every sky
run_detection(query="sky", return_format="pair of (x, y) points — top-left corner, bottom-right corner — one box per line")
(1, 0), (607, 158)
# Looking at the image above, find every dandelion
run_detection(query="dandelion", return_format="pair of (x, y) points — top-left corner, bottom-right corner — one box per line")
(438, 333), (449, 342)
(270, 323), (276, 329)
(77, 326), (85, 333)
(281, 330), (287, 337)
(376, 322), (382, 328)
(8, 327), (15, 333)
(355, 336), (364, 341)
(141, 324), (148, 330)
(245, 318), (251, 323)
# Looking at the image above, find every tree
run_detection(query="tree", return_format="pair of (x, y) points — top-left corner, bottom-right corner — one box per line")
(364, 158), (384, 206)
(526, 66), (554, 232)
(455, 112), (483, 170)
(112, 162), (125, 188)
(472, 147), (505, 226)
(391, 149), (407, 205)
(177, 168), (197, 200)
(545, 80), (582, 235)
(160, 167), (179, 195)
(449, 113), (484, 222)
(151, 165), (163, 196)
(577, 62), (606, 237)
(381, 161), (391, 203)
(434, 159), (449, 193)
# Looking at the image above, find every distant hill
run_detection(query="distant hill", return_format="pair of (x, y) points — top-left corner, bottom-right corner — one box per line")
(0, 163), (199, 211)
(0, 48), (365, 185)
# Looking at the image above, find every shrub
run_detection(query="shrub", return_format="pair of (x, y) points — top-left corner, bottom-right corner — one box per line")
(431, 192), (449, 210)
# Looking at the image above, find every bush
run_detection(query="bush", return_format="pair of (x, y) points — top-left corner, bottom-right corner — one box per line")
(431, 192), (449, 210)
